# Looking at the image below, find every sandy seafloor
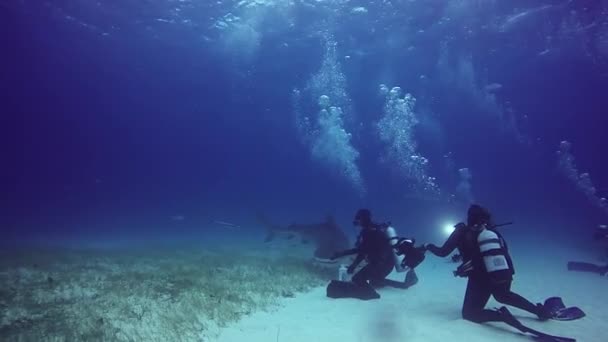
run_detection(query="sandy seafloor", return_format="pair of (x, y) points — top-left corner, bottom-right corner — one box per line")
(1, 230), (606, 342)
(214, 236), (607, 342)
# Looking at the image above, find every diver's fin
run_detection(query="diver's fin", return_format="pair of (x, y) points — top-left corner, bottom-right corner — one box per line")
(377, 279), (406, 288)
(567, 261), (608, 275)
(553, 307), (586, 321)
(544, 297), (566, 313)
(497, 307), (576, 342)
(404, 269), (419, 288)
(326, 280), (380, 300)
(543, 297), (586, 321)
(375, 269), (418, 289)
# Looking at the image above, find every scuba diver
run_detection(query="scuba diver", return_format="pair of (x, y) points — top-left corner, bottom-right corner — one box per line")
(425, 204), (584, 342)
(326, 208), (424, 300)
(567, 224), (608, 275)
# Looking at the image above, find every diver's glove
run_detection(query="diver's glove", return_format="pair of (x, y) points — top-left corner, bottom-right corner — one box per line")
(347, 264), (356, 274)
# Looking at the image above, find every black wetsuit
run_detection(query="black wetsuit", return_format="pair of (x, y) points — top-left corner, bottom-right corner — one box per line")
(427, 225), (544, 323)
(335, 226), (395, 287)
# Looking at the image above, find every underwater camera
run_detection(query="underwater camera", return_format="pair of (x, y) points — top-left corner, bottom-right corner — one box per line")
(451, 253), (463, 263)
(394, 237), (426, 269)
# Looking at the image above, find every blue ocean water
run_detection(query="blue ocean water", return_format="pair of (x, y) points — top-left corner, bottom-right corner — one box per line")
(3, 0), (608, 248)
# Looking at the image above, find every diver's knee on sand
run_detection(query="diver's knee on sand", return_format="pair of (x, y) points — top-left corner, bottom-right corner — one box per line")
(462, 308), (484, 323)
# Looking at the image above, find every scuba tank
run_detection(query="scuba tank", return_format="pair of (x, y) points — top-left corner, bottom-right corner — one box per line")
(338, 264), (350, 281)
(384, 225), (407, 272)
(477, 228), (513, 281)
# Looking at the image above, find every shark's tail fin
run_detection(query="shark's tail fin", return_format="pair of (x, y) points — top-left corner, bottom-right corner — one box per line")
(264, 231), (276, 243)
(255, 211), (278, 242)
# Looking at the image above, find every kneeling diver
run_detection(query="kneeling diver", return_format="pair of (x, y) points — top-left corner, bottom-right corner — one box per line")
(425, 204), (584, 342)
(326, 209), (424, 300)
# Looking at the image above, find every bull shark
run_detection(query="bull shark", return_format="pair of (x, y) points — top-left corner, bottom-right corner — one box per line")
(257, 213), (351, 262)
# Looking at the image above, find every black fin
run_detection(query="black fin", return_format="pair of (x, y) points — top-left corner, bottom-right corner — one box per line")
(544, 297), (566, 314)
(552, 307), (586, 321)
(326, 280), (380, 300)
(497, 307), (576, 342)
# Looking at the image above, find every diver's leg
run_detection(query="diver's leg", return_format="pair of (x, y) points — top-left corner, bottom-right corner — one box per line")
(369, 262), (396, 288)
(351, 264), (374, 286)
(462, 277), (502, 323)
(348, 264), (381, 299)
(404, 269), (419, 288)
(379, 268), (418, 289)
(460, 282), (577, 341)
(492, 281), (550, 320)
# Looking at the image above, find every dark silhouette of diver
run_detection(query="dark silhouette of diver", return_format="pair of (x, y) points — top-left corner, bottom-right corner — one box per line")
(327, 209), (419, 299)
(425, 204), (583, 341)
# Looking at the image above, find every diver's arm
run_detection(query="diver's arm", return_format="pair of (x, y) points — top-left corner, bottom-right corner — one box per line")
(348, 253), (365, 273)
(347, 231), (370, 271)
(426, 227), (461, 257)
